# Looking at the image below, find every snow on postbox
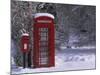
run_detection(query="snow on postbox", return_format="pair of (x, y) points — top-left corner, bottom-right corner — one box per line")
(21, 33), (29, 53)
(33, 13), (55, 68)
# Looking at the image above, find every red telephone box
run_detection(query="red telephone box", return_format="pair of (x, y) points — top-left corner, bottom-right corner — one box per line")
(33, 13), (55, 68)
(21, 33), (29, 53)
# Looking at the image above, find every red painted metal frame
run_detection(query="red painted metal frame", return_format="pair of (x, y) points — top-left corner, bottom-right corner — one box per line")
(33, 16), (55, 68)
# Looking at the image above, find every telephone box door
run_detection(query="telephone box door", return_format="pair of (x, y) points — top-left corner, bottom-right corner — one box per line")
(34, 25), (55, 68)
(38, 27), (49, 67)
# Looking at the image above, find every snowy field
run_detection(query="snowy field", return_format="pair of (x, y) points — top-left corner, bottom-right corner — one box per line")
(11, 48), (96, 74)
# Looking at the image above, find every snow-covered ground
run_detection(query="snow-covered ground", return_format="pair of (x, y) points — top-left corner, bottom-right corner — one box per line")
(11, 48), (96, 74)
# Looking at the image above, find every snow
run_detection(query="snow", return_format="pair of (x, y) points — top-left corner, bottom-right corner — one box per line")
(11, 48), (96, 74)
(71, 46), (96, 49)
(22, 33), (29, 36)
(34, 13), (55, 19)
(60, 46), (67, 49)
(59, 45), (96, 50)
(11, 57), (15, 65)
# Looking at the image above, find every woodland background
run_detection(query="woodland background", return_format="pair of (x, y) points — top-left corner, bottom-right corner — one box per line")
(11, 0), (96, 66)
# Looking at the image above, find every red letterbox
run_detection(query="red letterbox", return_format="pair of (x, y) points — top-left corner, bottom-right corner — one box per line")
(33, 13), (55, 68)
(21, 33), (29, 53)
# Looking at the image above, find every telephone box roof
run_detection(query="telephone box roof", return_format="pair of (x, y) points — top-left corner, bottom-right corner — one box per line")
(34, 13), (54, 19)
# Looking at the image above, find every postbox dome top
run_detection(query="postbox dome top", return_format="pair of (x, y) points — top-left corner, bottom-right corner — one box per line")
(22, 33), (29, 36)
(34, 13), (54, 19)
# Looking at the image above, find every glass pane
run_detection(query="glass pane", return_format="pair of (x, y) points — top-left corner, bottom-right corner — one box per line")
(40, 36), (48, 40)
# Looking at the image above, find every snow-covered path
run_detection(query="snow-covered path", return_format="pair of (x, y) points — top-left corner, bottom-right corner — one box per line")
(11, 48), (96, 74)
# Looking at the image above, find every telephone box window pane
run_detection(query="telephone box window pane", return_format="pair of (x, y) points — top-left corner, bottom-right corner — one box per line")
(40, 33), (48, 36)
(39, 60), (48, 65)
(39, 28), (48, 32)
(39, 42), (48, 46)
